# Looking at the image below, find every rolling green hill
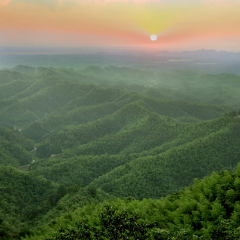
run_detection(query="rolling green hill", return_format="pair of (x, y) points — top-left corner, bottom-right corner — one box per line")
(0, 66), (240, 239)
(24, 164), (240, 240)
(91, 116), (240, 199)
(0, 165), (57, 239)
(0, 126), (33, 166)
(28, 113), (240, 200)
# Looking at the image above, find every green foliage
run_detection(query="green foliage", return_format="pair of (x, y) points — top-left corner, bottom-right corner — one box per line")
(1, 66), (240, 239)
(24, 166), (240, 240)
(48, 204), (154, 240)
(0, 126), (33, 166)
(0, 165), (57, 238)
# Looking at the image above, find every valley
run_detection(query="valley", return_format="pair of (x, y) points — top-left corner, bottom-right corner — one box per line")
(0, 63), (240, 239)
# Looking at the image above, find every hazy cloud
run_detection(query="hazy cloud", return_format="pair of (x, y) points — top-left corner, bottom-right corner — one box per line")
(4, 0), (240, 6)
(0, 0), (10, 6)
(203, 0), (240, 3)
(10, 0), (60, 10)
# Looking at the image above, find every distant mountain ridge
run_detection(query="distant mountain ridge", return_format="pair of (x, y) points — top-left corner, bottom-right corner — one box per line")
(1, 49), (240, 74)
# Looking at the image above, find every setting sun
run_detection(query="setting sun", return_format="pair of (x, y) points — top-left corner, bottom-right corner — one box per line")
(150, 35), (157, 41)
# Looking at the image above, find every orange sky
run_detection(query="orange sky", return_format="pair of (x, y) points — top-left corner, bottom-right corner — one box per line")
(1, 0), (240, 51)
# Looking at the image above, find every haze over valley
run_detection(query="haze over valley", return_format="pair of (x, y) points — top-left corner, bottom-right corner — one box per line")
(0, 49), (240, 238)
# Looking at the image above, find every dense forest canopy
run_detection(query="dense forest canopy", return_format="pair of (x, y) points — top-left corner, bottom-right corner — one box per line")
(0, 64), (240, 239)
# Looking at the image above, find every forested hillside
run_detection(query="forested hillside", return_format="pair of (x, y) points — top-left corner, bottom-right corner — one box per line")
(0, 166), (56, 238)
(0, 66), (240, 239)
(25, 165), (240, 240)
(0, 126), (33, 166)
(28, 113), (240, 199)
(0, 66), (231, 128)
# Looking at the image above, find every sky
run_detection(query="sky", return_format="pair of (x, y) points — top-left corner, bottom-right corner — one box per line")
(1, 0), (240, 51)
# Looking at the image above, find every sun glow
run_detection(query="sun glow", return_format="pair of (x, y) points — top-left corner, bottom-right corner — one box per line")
(150, 35), (157, 41)
(1, 0), (240, 50)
